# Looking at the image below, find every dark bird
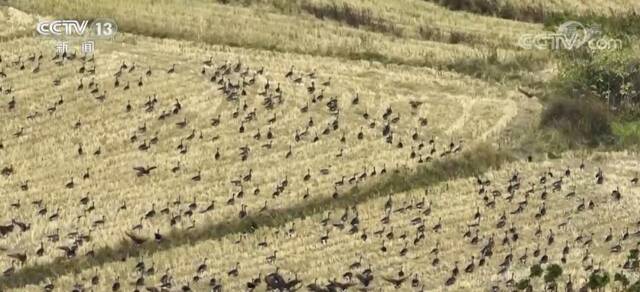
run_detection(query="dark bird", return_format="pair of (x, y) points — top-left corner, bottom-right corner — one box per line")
(517, 86), (535, 98)
(356, 272), (374, 287)
(133, 166), (157, 177)
(382, 275), (408, 288)
(125, 232), (148, 246)
(57, 244), (78, 258)
(6, 251), (27, 266)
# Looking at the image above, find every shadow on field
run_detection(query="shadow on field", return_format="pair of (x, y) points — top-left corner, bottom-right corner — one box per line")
(0, 144), (511, 290)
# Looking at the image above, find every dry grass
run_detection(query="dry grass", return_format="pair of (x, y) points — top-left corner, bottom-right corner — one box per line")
(428, 0), (640, 22)
(0, 31), (526, 288)
(512, 0), (640, 17)
(11, 151), (640, 291)
(6, 0), (548, 68)
(0, 6), (38, 41)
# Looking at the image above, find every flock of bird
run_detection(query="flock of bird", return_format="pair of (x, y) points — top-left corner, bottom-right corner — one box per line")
(9, 157), (638, 292)
(0, 45), (469, 292)
(0, 45), (638, 292)
(242, 160), (640, 292)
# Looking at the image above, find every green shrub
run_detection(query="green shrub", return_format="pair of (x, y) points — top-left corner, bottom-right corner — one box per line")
(540, 97), (614, 147)
(630, 280), (640, 292)
(530, 264), (543, 278)
(300, 2), (402, 36)
(614, 272), (630, 288)
(540, 10), (640, 148)
(588, 270), (610, 291)
(612, 121), (640, 146)
(544, 264), (563, 283)
(554, 48), (640, 114)
(516, 278), (531, 290)
(544, 11), (640, 39)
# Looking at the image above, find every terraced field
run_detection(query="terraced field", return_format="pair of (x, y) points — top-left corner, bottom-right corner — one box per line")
(10, 151), (640, 291)
(0, 1), (638, 291)
(433, 0), (640, 16)
(6, 0), (553, 81)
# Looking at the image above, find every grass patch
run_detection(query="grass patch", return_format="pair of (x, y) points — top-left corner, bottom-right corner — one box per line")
(540, 97), (614, 147)
(543, 10), (640, 39)
(448, 30), (476, 44)
(444, 47), (548, 82)
(426, 0), (545, 23)
(300, 2), (404, 37)
(428, 0), (640, 30)
(418, 25), (444, 41)
(300, 2), (375, 28)
(612, 121), (640, 147)
(0, 28), (32, 41)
